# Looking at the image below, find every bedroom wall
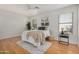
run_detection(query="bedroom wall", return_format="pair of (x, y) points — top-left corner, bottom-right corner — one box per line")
(35, 5), (78, 44)
(76, 5), (79, 47)
(0, 10), (28, 39)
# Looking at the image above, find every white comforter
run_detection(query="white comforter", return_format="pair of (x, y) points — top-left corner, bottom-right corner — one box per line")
(21, 30), (50, 47)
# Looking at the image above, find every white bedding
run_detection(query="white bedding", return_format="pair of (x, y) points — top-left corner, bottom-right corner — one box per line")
(21, 30), (50, 47)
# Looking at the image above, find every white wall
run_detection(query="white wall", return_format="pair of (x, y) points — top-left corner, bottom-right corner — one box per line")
(35, 5), (78, 44)
(77, 5), (79, 47)
(0, 10), (28, 39)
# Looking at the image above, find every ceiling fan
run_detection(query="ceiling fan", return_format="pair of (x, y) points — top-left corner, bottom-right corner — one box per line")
(27, 5), (40, 10)
(26, 5), (40, 16)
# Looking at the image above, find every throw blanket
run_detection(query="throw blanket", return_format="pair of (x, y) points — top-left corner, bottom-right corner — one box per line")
(27, 31), (45, 45)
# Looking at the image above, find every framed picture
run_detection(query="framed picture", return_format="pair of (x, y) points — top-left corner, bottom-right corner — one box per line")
(41, 16), (49, 26)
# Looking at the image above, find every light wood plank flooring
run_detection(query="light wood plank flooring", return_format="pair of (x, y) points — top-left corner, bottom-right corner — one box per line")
(0, 36), (79, 54)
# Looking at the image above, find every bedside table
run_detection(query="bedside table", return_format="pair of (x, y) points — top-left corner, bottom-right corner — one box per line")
(58, 34), (69, 45)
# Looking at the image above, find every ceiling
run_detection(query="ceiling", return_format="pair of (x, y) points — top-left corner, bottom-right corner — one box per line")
(0, 4), (72, 16)
(29, 4), (71, 13)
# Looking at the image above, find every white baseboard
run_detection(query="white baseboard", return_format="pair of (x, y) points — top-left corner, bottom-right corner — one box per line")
(0, 34), (20, 40)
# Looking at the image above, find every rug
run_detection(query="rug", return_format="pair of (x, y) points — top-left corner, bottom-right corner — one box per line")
(17, 41), (52, 54)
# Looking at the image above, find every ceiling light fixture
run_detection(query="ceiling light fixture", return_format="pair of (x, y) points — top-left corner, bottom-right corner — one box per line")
(27, 5), (40, 16)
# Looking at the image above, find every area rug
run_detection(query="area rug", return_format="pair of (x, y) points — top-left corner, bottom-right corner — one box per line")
(17, 41), (52, 54)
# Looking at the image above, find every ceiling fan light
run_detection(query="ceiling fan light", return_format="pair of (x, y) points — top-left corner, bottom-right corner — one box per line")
(35, 6), (39, 9)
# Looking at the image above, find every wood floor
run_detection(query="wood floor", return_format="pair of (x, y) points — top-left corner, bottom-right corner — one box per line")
(0, 36), (79, 54)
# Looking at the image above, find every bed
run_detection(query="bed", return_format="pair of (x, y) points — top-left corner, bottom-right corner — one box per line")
(21, 30), (50, 47)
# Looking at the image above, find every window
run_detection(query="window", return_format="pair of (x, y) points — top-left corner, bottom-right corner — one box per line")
(59, 13), (73, 34)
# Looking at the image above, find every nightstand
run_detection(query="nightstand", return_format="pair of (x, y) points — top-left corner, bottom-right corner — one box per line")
(58, 34), (69, 45)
